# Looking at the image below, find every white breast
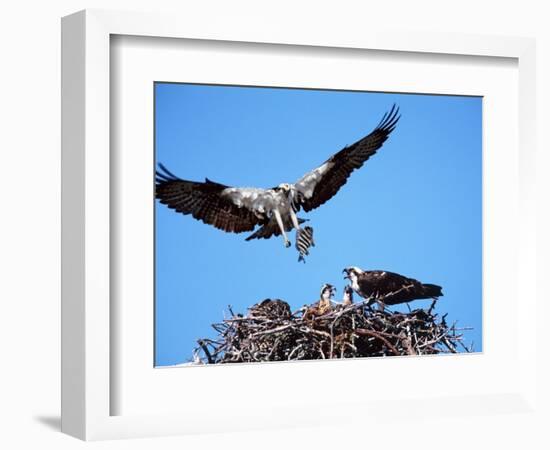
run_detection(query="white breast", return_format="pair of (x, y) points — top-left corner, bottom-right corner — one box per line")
(221, 187), (289, 214)
(349, 273), (360, 292)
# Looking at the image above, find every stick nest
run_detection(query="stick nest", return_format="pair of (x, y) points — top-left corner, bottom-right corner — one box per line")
(194, 296), (472, 364)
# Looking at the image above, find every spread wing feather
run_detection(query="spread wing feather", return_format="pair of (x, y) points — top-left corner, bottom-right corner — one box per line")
(155, 163), (264, 233)
(295, 105), (400, 212)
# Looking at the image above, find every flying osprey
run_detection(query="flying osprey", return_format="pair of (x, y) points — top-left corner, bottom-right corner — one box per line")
(343, 267), (443, 308)
(155, 105), (400, 259)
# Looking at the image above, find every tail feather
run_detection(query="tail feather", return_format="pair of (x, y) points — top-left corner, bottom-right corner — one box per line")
(246, 217), (307, 241)
(422, 283), (443, 298)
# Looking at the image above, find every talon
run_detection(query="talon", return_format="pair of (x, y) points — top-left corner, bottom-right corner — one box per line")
(285, 241), (291, 248)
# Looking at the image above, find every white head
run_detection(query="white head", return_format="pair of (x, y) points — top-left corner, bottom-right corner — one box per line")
(277, 183), (292, 193)
(343, 266), (363, 290)
(320, 283), (336, 301)
(343, 266), (363, 280)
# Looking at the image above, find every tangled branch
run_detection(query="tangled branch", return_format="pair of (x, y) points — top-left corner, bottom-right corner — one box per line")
(193, 296), (472, 364)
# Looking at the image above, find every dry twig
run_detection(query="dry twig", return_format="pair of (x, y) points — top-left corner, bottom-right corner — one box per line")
(193, 296), (471, 364)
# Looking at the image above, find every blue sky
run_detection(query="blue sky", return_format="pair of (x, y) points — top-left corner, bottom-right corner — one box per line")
(154, 83), (482, 366)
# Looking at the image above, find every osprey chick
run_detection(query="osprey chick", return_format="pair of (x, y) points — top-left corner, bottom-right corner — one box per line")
(303, 283), (336, 320)
(155, 105), (400, 259)
(317, 283), (336, 315)
(342, 285), (354, 306)
(343, 267), (443, 309)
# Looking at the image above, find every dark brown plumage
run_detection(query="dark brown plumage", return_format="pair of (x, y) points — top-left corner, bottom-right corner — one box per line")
(300, 105), (400, 212)
(248, 299), (291, 319)
(155, 164), (265, 233)
(155, 106), (400, 260)
(245, 217), (306, 241)
(343, 267), (443, 307)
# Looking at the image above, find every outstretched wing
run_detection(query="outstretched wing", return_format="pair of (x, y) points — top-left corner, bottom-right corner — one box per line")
(294, 105), (400, 212)
(155, 163), (265, 233)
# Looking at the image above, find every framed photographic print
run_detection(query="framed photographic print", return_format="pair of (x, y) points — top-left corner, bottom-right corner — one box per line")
(62, 9), (538, 441)
(154, 84), (481, 367)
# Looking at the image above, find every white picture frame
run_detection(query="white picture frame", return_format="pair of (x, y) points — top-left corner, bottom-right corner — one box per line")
(61, 9), (538, 441)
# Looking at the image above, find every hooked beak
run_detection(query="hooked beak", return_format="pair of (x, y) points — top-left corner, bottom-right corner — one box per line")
(342, 269), (350, 280)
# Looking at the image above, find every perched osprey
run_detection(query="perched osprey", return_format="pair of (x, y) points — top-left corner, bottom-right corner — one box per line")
(343, 267), (443, 308)
(155, 105), (400, 259)
(342, 285), (354, 306)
